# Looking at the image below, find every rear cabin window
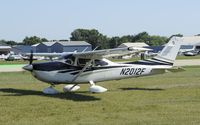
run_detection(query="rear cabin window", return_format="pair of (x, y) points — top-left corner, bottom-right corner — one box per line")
(77, 58), (91, 66)
(77, 59), (109, 67)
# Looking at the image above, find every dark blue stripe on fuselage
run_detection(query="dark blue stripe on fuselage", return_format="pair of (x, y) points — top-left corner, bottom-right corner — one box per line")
(57, 69), (78, 73)
(124, 60), (173, 66)
(32, 61), (128, 72)
(32, 61), (82, 71)
(151, 58), (173, 65)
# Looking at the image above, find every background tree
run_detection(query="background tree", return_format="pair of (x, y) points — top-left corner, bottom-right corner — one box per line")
(108, 37), (121, 48)
(0, 39), (17, 46)
(70, 29), (109, 49)
(134, 32), (150, 42)
(22, 36), (48, 45)
(5, 40), (18, 46)
(109, 32), (167, 47)
(0, 40), (7, 45)
(148, 36), (168, 46)
(70, 28), (175, 48)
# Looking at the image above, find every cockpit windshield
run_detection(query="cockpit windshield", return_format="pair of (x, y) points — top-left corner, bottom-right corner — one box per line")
(61, 54), (109, 67)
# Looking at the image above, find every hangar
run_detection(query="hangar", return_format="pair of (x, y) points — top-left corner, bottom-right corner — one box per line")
(11, 45), (32, 54)
(118, 36), (200, 54)
(32, 41), (92, 53)
(179, 36), (200, 53)
(0, 42), (11, 55)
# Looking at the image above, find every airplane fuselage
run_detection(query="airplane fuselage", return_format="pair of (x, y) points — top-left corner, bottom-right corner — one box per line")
(21, 37), (186, 94)
(30, 60), (169, 84)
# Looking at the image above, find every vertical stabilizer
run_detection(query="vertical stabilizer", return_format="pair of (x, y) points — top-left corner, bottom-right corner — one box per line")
(153, 37), (182, 64)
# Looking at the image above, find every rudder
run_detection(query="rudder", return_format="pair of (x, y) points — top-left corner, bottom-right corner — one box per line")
(153, 37), (182, 64)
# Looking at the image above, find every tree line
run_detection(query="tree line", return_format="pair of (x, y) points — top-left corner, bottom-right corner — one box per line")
(0, 29), (184, 49)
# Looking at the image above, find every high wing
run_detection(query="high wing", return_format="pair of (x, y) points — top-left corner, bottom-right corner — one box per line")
(62, 46), (151, 91)
(25, 52), (73, 58)
(24, 47), (151, 59)
(72, 47), (151, 59)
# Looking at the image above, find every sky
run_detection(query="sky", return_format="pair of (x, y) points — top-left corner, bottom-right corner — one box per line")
(0, 0), (200, 42)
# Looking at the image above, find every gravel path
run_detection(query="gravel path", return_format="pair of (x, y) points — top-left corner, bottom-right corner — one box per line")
(174, 59), (200, 66)
(0, 64), (25, 72)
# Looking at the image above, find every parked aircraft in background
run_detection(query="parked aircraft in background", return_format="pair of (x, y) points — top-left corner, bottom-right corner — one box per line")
(183, 50), (199, 56)
(23, 37), (186, 94)
(5, 54), (22, 61)
(0, 54), (8, 60)
(0, 52), (23, 61)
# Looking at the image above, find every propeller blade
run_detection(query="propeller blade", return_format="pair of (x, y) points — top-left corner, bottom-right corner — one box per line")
(29, 50), (33, 65)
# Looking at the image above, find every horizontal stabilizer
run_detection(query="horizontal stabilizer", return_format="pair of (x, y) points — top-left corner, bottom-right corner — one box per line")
(166, 67), (185, 73)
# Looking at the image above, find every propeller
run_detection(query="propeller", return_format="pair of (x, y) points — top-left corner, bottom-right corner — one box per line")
(29, 50), (33, 65)
(23, 50), (34, 72)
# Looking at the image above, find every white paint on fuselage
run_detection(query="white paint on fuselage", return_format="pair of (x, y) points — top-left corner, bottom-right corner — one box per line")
(32, 61), (171, 84)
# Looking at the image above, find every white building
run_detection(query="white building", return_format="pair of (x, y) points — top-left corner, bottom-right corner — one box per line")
(179, 36), (200, 53)
(0, 42), (11, 55)
(118, 42), (149, 48)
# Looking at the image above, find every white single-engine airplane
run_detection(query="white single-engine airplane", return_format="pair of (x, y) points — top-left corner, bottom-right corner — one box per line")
(23, 37), (184, 94)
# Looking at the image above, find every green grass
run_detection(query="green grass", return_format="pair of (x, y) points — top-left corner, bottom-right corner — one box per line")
(0, 67), (200, 125)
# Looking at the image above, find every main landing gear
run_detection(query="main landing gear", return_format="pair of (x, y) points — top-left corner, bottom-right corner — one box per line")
(42, 81), (107, 94)
(89, 81), (107, 93)
(43, 84), (59, 94)
(63, 81), (107, 93)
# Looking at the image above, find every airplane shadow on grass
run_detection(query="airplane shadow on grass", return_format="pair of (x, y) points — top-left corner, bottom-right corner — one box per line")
(119, 87), (164, 91)
(0, 88), (100, 101)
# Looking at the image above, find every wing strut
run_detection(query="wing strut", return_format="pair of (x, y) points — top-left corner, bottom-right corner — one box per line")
(69, 59), (93, 91)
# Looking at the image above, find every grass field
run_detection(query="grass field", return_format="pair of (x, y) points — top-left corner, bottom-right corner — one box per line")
(0, 66), (200, 125)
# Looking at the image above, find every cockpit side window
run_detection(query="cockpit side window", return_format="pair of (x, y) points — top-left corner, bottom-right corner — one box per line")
(94, 59), (108, 66)
(77, 58), (91, 67)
